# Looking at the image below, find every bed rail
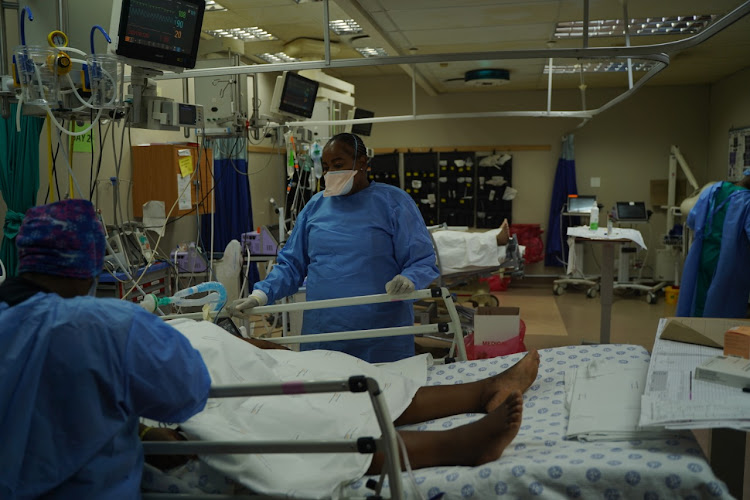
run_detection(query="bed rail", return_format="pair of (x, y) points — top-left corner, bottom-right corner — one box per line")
(162, 287), (468, 362)
(142, 376), (404, 500)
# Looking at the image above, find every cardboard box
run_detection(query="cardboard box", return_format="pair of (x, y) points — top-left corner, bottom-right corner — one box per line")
(474, 306), (520, 344)
(724, 326), (750, 359)
(695, 355), (750, 388)
(659, 317), (750, 348)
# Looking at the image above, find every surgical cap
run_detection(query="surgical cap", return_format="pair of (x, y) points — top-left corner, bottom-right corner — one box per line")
(17, 199), (105, 279)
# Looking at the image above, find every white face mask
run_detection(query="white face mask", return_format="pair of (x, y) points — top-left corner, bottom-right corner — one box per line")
(323, 169), (358, 197)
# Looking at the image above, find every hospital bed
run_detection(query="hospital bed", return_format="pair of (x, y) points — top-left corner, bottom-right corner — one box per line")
(428, 225), (524, 307)
(141, 343), (730, 499)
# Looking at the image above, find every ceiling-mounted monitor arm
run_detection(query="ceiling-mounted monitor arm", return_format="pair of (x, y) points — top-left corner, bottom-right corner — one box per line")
(670, 145), (700, 202)
(667, 145), (701, 230)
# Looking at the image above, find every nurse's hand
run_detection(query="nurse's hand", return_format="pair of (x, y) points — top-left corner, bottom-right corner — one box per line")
(229, 290), (268, 314)
(386, 275), (415, 295)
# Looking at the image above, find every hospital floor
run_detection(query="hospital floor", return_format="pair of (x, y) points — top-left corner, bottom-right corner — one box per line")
(500, 278), (667, 352)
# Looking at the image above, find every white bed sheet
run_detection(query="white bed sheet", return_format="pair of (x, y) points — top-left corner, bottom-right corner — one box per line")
(166, 319), (427, 498)
(143, 344), (731, 499)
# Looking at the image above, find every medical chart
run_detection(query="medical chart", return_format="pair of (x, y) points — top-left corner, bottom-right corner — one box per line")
(565, 360), (672, 441)
(639, 318), (750, 430)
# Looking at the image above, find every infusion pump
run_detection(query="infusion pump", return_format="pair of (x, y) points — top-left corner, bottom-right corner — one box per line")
(148, 100), (205, 131)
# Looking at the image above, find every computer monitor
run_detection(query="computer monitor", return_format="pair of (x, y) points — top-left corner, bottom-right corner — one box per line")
(109, 0), (205, 72)
(269, 72), (320, 120)
(567, 195), (597, 214)
(615, 201), (649, 222)
(346, 107), (375, 136)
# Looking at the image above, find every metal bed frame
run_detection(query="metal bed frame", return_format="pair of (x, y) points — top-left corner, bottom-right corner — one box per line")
(142, 376), (403, 500)
(163, 287), (468, 362)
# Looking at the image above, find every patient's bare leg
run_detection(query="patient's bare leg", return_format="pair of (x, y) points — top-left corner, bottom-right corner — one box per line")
(495, 218), (510, 245)
(368, 391), (523, 473)
(394, 349), (539, 426)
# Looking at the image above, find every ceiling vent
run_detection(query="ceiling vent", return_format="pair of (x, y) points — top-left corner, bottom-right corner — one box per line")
(463, 68), (510, 86)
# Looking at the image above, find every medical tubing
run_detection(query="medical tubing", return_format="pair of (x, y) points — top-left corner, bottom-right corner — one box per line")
(43, 99), (103, 136)
(29, 56), (103, 135)
(239, 247), (251, 298)
(20, 7), (32, 45)
(90, 24), (111, 54)
(56, 129), (85, 201)
(103, 236), (163, 315)
(161, 282), (227, 312)
(397, 433), (427, 500)
(15, 92), (23, 132)
(53, 45), (86, 56)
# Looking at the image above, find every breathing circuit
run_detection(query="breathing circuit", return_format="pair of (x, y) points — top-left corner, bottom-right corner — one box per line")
(139, 281), (228, 314)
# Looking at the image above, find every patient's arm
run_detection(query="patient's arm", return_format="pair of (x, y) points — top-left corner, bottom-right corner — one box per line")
(240, 337), (291, 350)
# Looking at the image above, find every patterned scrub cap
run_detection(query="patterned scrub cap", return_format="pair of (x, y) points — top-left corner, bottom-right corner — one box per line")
(17, 199), (105, 279)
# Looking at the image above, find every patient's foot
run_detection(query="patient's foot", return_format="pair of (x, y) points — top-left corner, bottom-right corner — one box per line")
(495, 218), (510, 245)
(456, 391), (523, 466)
(480, 349), (540, 412)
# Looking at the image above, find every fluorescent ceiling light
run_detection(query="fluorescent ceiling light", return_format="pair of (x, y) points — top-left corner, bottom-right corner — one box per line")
(205, 27), (277, 41)
(544, 61), (657, 74)
(555, 15), (715, 38)
(329, 19), (363, 35)
(205, 0), (227, 12)
(256, 52), (300, 63)
(356, 47), (388, 58)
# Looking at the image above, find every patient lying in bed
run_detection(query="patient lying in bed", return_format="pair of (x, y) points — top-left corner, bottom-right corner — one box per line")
(431, 219), (523, 274)
(143, 319), (540, 498)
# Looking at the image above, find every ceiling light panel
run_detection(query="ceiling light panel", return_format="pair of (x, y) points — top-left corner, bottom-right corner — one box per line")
(256, 52), (300, 63)
(356, 47), (388, 58)
(330, 19), (363, 35)
(205, 27), (277, 41)
(204, 0), (227, 12)
(543, 61), (657, 74)
(555, 15), (716, 38)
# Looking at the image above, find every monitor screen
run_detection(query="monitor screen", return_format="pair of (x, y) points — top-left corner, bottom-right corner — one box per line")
(351, 107), (375, 136)
(567, 195), (596, 214)
(113, 0), (205, 71)
(277, 72), (319, 119)
(616, 201), (648, 221)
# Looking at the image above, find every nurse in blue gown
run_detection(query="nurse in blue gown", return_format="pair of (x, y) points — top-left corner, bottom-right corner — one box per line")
(677, 170), (750, 318)
(0, 199), (211, 499)
(233, 133), (439, 363)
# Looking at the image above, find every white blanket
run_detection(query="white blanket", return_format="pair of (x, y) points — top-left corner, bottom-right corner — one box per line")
(432, 229), (505, 272)
(168, 319), (428, 499)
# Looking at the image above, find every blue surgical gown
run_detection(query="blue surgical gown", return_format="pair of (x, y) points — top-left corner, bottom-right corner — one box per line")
(255, 182), (439, 363)
(677, 182), (750, 318)
(0, 290), (211, 499)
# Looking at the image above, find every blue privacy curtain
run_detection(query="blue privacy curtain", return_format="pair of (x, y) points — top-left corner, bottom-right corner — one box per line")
(0, 104), (45, 276)
(545, 135), (578, 267)
(200, 137), (259, 284)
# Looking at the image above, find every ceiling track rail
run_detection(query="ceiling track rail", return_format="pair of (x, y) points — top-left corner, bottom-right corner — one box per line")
(157, 0), (749, 125)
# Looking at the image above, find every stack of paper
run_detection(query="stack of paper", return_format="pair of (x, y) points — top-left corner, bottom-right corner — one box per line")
(565, 360), (673, 441)
(639, 318), (750, 431)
